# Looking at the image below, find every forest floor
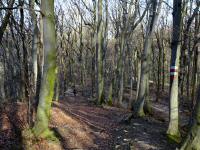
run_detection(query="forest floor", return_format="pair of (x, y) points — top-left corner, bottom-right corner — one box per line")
(0, 88), (190, 150)
(50, 95), (177, 150)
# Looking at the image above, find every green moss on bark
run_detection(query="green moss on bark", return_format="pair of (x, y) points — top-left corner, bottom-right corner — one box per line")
(134, 100), (145, 117)
(167, 133), (181, 143)
(137, 109), (145, 117)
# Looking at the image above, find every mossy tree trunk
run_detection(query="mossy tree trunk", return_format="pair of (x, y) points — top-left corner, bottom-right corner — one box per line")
(166, 0), (182, 141)
(33, 0), (57, 138)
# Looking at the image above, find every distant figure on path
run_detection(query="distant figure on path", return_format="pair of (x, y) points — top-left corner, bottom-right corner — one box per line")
(73, 86), (77, 97)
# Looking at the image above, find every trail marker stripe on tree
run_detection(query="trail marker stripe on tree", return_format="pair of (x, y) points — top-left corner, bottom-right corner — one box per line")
(170, 66), (178, 79)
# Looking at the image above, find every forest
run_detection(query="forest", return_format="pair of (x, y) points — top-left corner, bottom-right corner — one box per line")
(0, 0), (199, 149)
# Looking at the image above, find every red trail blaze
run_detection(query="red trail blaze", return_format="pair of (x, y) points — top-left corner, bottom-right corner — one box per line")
(170, 66), (178, 80)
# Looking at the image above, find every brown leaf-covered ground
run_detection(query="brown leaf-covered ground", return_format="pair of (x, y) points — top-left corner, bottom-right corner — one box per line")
(0, 91), (189, 150)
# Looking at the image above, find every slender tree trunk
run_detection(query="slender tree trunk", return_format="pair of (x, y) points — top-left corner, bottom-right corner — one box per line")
(161, 39), (165, 91)
(156, 32), (162, 101)
(113, 22), (120, 101)
(191, 11), (199, 108)
(103, 0), (108, 99)
(0, 61), (5, 101)
(96, 0), (104, 104)
(29, 0), (39, 125)
(136, 53), (141, 101)
(91, 51), (95, 97)
(54, 71), (59, 101)
(108, 81), (113, 105)
(79, 14), (84, 95)
(29, 0), (38, 91)
(128, 49), (134, 109)
(118, 0), (127, 105)
(19, 0), (29, 102)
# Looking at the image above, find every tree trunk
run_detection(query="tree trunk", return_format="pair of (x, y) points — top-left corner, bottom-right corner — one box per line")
(136, 54), (141, 101)
(96, 0), (104, 104)
(29, 0), (39, 92)
(156, 32), (162, 101)
(118, 0), (127, 106)
(35, 15), (44, 110)
(191, 10), (199, 109)
(29, 0), (39, 126)
(161, 38), (165, 91)
(134, 0), (163, 116)
(33, 0), (57, 138)
(0, 61), (5, 101)
(167, 0), (182, 142)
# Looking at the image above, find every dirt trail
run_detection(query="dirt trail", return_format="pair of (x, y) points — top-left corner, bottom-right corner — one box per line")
(50, 95), (177, 150)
